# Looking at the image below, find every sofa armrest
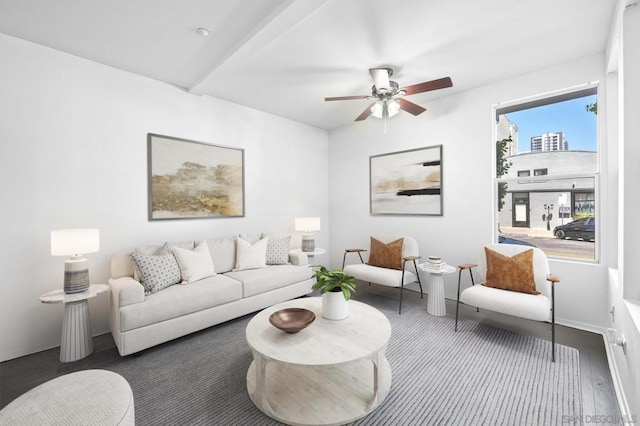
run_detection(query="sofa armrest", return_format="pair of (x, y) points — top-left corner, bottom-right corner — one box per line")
(289, 250), (309, 266)
(108, 277), (145, 308)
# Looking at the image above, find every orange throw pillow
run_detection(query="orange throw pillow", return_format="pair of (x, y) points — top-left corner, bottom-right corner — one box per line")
(367, 237), (404, 270)
(482, 247), (539, 295)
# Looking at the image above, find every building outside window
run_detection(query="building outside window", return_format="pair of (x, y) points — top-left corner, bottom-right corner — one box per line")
(495, 87), (598, 261)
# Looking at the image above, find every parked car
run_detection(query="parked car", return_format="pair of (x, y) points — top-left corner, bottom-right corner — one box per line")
(553, 217), (595, 241)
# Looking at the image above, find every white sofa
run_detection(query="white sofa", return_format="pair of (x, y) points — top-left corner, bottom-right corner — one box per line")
(108, 234), (313, 356)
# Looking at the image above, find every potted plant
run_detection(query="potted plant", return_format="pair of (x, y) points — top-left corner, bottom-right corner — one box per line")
(311, 265), (356, 320)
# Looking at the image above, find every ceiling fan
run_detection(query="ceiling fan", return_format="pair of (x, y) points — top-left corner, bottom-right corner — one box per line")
(325, 68), (453, 122)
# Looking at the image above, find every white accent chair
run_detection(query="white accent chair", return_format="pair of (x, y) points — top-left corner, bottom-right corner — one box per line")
(455, 243), (560, 361)
(342, 235), (423, 314)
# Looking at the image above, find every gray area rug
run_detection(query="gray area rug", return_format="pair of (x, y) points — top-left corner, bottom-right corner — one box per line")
(61, 291), (581, 425)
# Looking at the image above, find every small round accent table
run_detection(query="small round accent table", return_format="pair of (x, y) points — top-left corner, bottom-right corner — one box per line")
(291, 248), (326, 257)
(246, 297), (392, 426)
(39, 284), (108, 362)
(418, 263), (456, 316)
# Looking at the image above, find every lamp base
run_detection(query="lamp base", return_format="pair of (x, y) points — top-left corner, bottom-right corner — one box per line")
(301, 233), (315, 253)
(64, 256), (90, 294)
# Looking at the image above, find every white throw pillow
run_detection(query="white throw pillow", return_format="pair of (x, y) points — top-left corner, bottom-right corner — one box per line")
(172, 241), (216, 284)
(234, 236), (268, 271)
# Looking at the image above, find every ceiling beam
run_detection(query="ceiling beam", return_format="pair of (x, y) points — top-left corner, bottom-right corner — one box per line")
(189, 0), (329, 95)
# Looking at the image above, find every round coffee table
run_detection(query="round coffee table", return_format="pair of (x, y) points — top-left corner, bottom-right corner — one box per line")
(246, 297), (392, 426)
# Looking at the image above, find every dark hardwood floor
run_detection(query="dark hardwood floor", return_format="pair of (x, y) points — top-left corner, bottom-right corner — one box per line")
(0, 284), (622, 424)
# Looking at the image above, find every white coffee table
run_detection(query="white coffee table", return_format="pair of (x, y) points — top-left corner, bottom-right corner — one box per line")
(246, 297), (392, 426)
(418, 263), (456, 316)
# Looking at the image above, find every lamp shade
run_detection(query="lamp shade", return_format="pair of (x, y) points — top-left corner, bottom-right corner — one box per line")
(294, 217), (321, 232)
(51, 229), (100, 256)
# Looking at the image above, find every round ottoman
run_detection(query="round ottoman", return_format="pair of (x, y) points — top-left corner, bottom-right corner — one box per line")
(0, 369), (134, 425)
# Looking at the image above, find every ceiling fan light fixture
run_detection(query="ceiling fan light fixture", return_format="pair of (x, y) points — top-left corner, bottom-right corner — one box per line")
(371, 99), (400, 119)
(387, 99), (400, 117)
(371, 101), (384, 118)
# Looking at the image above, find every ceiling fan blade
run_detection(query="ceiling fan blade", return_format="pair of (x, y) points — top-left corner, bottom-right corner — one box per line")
(402, 77), (453, 96)
(355, 103), (375, 121)
(325, 95), (369, 101)
(370, 68), (391, 90)
(398, 98), (426, 116)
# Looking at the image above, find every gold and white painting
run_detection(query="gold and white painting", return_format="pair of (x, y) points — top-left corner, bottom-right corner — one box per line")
(370, 145), (443, 216)
(148, 134), (244, 220)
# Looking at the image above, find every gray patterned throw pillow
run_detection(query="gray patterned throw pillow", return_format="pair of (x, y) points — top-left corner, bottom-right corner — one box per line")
(265, 235), (291, 265)
(131, 244), (182, 294)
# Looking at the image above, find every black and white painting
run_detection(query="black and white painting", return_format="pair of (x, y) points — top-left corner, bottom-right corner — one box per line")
(370, 145), (443, 216)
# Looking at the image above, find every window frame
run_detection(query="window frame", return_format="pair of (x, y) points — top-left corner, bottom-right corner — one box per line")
(534, 168), (548, 176)
(493, 83), (600, 263)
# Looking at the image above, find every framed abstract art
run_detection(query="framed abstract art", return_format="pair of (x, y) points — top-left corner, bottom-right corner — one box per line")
(147, 133), (245, 220)
(370, 145), (443, 216)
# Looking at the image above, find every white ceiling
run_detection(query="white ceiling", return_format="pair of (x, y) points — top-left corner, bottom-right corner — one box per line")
(0, 0), (616, 130)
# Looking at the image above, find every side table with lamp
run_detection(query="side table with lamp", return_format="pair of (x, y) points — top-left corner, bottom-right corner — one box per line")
(43, 228), (106, 362)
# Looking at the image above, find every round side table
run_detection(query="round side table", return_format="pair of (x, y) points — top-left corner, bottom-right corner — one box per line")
(418, 263), (456, 316)
(39, 284), (108, 362)
(291, 248), (326, 257)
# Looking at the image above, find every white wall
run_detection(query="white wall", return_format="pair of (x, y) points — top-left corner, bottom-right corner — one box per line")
(328, 53), (610, 330)
(0, 34), (329, 362)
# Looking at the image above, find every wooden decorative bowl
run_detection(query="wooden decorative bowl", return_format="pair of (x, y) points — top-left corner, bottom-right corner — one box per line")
(269, 308), (316, 334)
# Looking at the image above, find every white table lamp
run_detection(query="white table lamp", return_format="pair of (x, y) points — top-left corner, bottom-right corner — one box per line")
(51, 228), (100, 294)
(295, 217), (320, 253)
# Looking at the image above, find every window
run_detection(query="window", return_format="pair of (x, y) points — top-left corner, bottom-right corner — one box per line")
(534, 168), (548, 176)
(495, 86), (598, 261)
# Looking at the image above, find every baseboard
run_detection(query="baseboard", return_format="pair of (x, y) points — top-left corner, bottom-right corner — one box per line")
(602, 332), (633, 422)
(554, 318), (607, 335)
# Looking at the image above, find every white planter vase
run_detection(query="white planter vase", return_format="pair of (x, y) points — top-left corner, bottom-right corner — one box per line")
(322, 291), (349, 320)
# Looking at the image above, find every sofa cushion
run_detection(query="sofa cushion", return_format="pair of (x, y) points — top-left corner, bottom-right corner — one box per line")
(234, 236), (268, 271)
(343, 263), (417, 287)
(265, 235), (291, 265)
(206, 238), (236, 273)
(224, 265), (313, 298)
(172, 241), (216, 284)
(130, 246), (182, 295)
(461, 284), (550, 322)
(238, 233), (262, 244)
(133, 242), (195, 280)
(119, 274), (242, 332)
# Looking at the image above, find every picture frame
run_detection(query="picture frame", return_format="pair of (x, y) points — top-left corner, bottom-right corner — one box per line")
(147, 133), (245, 220)
(370, 145), (443, 216)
